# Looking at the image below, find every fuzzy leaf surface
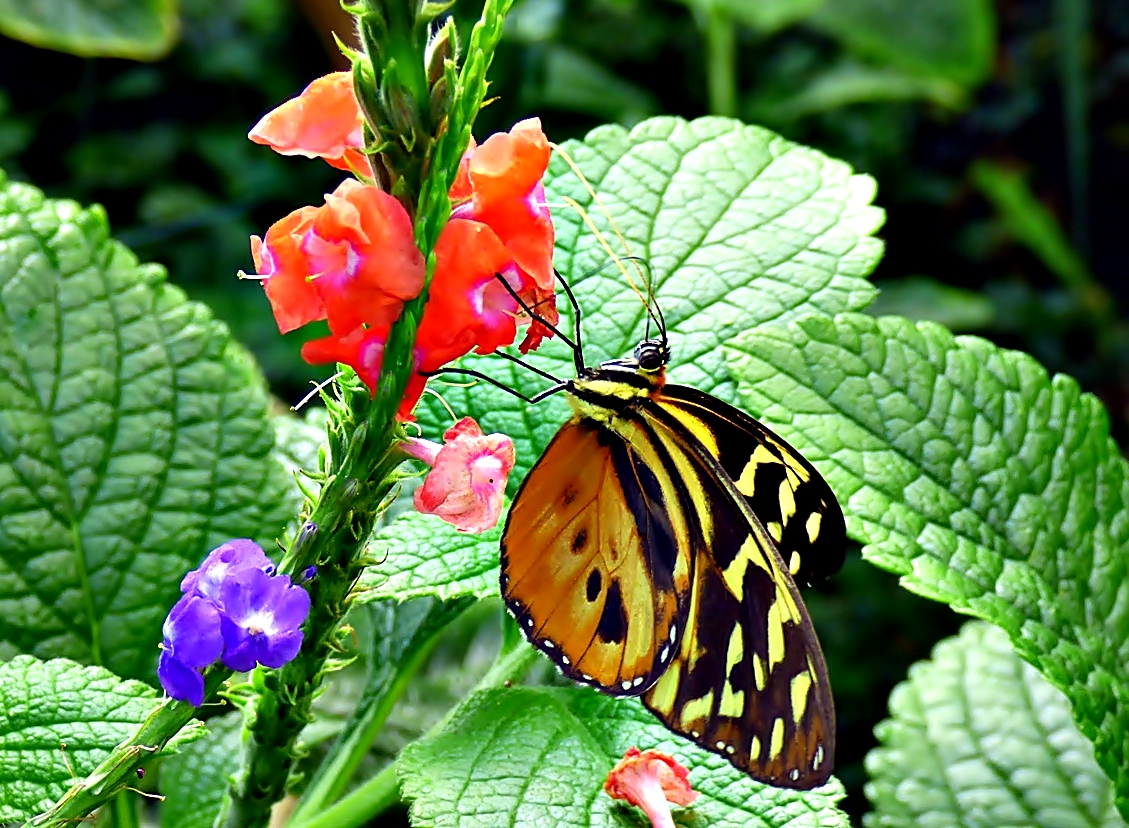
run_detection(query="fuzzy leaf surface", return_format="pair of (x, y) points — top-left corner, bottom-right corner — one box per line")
(726, 313), (1129, 817)
(416, 115), (883, 484)
(0, 173), (293, 681)
(355, 512), (502, 603)
(866, 622), (1124, 828)
(0, 656), (159, 822)
(400, 685), (848, 828)
(0, 0), (177, 59)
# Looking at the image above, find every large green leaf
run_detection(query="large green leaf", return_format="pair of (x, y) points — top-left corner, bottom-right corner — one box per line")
(354, 511), (503, 603)
(725, 313), (1129, 818)
(0, 656), (160, 823)
(808, 0), (996, 86)
(417, 116), (883, 485)
(0, 0), (178, 60)
(160, 712), (242, 828)
(866, 622), (1124, 828)
(0, 173), (293, 682)
(400, 685), (848, 828)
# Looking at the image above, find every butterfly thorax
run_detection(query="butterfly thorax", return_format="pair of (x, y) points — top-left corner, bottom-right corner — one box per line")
(566, 338), (670, 423)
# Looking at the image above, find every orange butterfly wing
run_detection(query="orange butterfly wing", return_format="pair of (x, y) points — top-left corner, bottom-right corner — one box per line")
(501, 418), (692, 694)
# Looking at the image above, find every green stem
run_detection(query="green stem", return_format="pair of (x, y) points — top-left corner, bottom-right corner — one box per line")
(703, 3), (737, 117)
(288, 643), (540, 828)
(26, 697), (200, 828)
(106, 792), (138, 828)
(289, 608), (457, 822)
(1054, 0), (1090, 256)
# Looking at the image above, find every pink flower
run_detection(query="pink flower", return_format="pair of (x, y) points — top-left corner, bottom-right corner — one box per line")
(403, 418), (515, 533)
(604, 748), (699, 828)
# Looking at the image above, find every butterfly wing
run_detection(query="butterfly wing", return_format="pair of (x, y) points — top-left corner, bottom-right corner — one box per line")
(639, 402), (836, 788)
(655, 384), (846, 588)
(501, 418), (692, 694)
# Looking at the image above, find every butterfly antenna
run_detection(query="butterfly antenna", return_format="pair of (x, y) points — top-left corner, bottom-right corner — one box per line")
(422, 365), (567, 405)
(492, 273), (578, 356)
(550, 142), (660, 344)
(554, 269), (585, 373)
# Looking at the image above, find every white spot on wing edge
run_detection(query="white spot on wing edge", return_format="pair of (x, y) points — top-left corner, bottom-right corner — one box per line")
(621, 680), (633, 690)
(632, 676), (644, 687)
(789, 769), (800, 781)
(561, 655), (570, 665)
(542, 640), (554, 649)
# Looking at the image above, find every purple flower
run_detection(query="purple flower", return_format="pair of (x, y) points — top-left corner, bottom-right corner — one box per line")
(180, 538), (273, 602)
(218, 568), (311, 672)
(157, 539), (311, 706)
(158, 595), (224, 706)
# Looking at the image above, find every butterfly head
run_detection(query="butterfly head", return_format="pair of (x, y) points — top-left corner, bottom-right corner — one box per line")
(634, 338), (671, 373)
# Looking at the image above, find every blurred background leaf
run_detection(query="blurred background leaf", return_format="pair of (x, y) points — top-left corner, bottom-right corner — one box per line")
(0, 0), (179, 59)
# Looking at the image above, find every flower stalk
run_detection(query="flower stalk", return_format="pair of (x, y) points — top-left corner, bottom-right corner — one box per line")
(220, 1), (516, 826)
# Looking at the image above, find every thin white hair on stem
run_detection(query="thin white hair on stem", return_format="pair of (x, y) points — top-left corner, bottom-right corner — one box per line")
(423, 385), (459, 424)
(293, 372), (344, 412)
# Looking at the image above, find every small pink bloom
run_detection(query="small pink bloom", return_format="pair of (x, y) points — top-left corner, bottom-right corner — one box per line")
(604, 748), (699, 828)
(403, 418), (515, 533)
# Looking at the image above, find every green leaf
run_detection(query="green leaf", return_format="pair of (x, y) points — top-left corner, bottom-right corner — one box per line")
(753, 63), (968, 122)
(159, 712), (242, 828)
(866, 622), (1125, 828)
(538, 45), (658, 124)
(417, 116), (883, 485)
(675, 0), (827, 34)
(0, 0), (178, 60)
(0, 172), (293, 681)
(0, 656), (159, 823)
(724, 313), (1129, 818)
(354, 512), (502, 603)
(400, 685), (848, 828)
(970, 160), (1094, 292)
(808, 0), (996, 86)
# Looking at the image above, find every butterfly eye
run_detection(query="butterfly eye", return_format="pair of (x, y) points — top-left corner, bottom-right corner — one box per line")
(635, 340), (667, 371)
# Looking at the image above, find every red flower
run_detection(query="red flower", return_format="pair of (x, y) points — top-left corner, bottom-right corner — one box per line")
(451, 118), (555, 291)
(304, 179), (425, 335)
(402, 417), (515, 533)
(253, 179), (424, 338)
(248, 72), (372, 176)
(604, 748), (699, 828)
(251, 205), (324, 334)
(248, 90), (558, 418)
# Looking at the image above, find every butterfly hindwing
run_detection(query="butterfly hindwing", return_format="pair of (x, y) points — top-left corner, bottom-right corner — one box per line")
(655, 385), (846, 588)
(639, 403), (835, 787)
(501, 418), (692, 695)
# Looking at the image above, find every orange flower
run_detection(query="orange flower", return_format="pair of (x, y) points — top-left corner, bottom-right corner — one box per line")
(604, 748), (699, 828)
(451, 118), (555, 291)
(248, 72), (372, 176)
(303, 179), (425, 335)
(402, 417), (515, 533)
(251, 205), (325, 334)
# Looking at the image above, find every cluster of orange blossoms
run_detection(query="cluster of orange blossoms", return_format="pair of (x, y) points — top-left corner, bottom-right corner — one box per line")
(248, 72), (558, 417)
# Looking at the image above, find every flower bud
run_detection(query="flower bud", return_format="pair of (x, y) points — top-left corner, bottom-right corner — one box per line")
(425, 18), (458, 87)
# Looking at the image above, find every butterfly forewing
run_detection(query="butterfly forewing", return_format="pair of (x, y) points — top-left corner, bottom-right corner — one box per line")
(501, 419), (692, 694)
(639, 404), (835, 787)
(655, 385), (846, 588)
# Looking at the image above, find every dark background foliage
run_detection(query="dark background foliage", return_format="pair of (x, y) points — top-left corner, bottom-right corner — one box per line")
(2, 0), (1125, 819)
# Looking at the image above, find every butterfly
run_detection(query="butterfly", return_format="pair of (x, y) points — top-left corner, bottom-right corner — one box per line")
(489, 269), (846, 789)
